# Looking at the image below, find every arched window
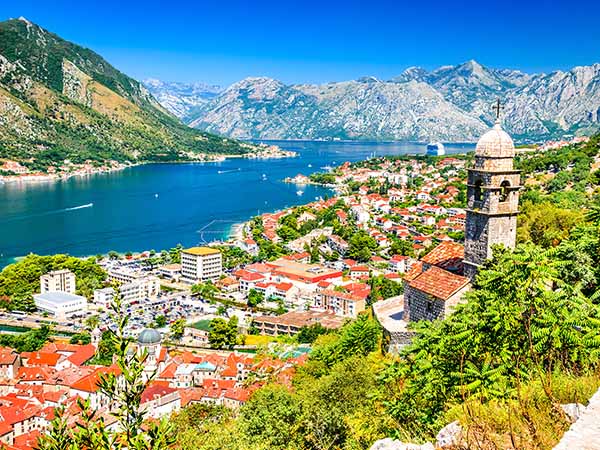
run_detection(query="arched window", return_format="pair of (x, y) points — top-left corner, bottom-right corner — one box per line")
(474, 179), (483, 202)
(499, 180), (510, 202)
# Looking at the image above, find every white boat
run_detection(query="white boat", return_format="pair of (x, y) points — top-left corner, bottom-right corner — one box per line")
(426, 142), (446, 156)
(308, 164), (312, 168)
(261, 174), (267, 180)
(296, 190), (304, 196)
(320, 165), (333, 171)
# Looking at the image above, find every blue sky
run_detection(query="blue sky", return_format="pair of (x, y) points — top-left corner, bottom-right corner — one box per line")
(2, 0), (600, 86)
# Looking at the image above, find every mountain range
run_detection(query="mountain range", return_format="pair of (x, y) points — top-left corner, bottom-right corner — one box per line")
(147, 60), (600, 142)
(0, 18), (253, 170)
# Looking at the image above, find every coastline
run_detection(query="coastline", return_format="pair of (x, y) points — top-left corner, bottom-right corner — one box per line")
(0, 147), (297, 186)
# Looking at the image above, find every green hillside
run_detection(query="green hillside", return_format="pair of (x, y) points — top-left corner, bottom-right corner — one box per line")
(0, 18), (255, 170)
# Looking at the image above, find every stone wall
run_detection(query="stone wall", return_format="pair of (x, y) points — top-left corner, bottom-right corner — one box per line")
(404, 285), (446, 322)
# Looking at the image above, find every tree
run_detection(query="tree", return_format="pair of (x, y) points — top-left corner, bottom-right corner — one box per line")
(208, 316), (238, 349)
(170, 318), (186, 340)
(84, 314), (100, 330)
(238, 385), (302, 450)
(153, 315), (167, 328)
(297, 323), (330, 344)
(347, 231), (378, 262)
(247, 289), (264, 308)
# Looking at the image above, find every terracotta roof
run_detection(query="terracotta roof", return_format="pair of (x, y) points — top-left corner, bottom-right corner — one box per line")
(421, 241), (464, 273)
(70, 367), (120, 393)
(26, 352), (62, 367)
(66, 344), (96, 367)
(408, 266), (469, 301)
(141, 383), (178, 403)
(0, 347), (18, 365)
(404, 261), (423, 281)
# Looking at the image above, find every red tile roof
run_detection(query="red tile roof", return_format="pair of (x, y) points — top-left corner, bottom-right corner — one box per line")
(141, 383), (178, 403)
(421, 241), (464, 273)
(408, 267), (470, 301)
(70, 367), (120, 393)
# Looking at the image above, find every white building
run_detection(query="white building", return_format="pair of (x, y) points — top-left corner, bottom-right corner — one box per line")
(33, 292), (87, 319)
(180, 247), (222, 284)
(93, 276), (160, 308)
(40, 269), (76, 294)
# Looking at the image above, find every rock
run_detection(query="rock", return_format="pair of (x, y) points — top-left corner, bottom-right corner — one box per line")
(561, 403), (586, 423)
(436, 420), (463, 448)
(370, 438), (435, 450)
(164, 61), (600, 141)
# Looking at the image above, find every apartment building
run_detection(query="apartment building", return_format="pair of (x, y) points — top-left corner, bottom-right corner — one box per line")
(180, 247), (222, 284)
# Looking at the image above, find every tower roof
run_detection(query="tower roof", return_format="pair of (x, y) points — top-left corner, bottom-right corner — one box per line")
(137, 328), (162, 345)
(475, 123), (515, 158)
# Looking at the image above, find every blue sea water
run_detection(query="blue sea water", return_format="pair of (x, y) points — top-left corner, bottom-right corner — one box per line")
(0, 141), (474, 268)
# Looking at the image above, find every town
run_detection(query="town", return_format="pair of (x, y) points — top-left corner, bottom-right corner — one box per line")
(0, 123), (597, 449)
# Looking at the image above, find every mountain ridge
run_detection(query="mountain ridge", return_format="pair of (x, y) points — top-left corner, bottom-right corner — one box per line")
(152, 60), (600, 142)
(0, 18), (255, 171)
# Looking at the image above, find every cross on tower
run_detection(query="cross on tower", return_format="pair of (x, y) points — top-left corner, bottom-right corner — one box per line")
(492, 98), (504, 121)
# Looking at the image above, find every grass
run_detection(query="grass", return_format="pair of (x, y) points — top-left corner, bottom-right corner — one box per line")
(192, 320), (212, 332)
(443, 371), (600, 449)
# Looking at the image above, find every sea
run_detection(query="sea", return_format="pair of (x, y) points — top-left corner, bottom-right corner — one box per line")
(0, 141), (474, 268)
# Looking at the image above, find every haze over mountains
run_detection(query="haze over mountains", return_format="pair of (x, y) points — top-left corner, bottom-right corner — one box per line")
(146, 60), (600, 142)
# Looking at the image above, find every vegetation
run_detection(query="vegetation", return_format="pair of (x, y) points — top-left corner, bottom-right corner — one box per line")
(208, 316), (240, 349)
(0, 254), (106, 311)
(0, 19), (256, 171)
(0, 325), (51, 352)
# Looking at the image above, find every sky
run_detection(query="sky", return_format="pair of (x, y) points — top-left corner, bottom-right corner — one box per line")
(2, 0), (600, 86)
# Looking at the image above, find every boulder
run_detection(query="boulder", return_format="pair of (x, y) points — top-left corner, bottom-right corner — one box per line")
(561, 403), (586, 423)
(370, 438), (435, 450)
(436, 420), (463, 448)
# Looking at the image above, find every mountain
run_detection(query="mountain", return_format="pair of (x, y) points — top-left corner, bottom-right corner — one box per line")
(0, 18), (254, 170)
(177, 60), (600, 142)
(143, 78), (222, 121)
(187, 76), (487, 141)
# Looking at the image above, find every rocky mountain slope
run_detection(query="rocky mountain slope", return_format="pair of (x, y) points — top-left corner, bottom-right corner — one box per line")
(0, 18), (253, 170)
(143, 78), (222, 121)
(173, 60), (600, 142)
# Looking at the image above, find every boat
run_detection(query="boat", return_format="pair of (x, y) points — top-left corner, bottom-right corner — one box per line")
(154, 193), (159, 198)
(320, 165), (333, 171)
(261, 174), (267, 180)
(426, 142), (446, 156)
(296, 190), (304, 196)
(308, 164), (312, 168)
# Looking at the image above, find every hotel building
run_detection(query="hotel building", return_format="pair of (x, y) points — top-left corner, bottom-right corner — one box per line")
(180, 247), (222, 284)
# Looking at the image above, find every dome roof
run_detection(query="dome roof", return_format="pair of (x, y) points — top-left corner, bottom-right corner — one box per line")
(475, 123), (515, 158)
(137, 328), (162, 345)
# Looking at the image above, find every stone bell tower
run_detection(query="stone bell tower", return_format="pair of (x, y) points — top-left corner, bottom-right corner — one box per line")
(463, 102), (520, 279)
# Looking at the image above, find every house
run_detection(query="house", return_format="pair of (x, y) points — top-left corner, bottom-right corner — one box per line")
(327, 235), (349, 255)
(389, 255), (410, 273)
(316, 289), (368, 318)
(0, 348), (20, 380)
(349, 266), (370, 280)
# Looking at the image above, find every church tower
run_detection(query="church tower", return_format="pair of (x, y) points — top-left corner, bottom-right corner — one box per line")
(463, 104), (520, 279)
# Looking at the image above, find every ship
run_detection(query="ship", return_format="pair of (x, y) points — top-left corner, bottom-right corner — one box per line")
(426, 142), (445, 156)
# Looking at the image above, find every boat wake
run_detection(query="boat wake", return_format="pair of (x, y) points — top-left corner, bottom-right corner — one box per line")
(0, 202), (94, 224)
(64, 203), (94, 211)
(217, 168), (241, 174)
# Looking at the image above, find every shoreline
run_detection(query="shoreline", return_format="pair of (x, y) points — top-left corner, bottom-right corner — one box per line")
(0, 148), (297, 186)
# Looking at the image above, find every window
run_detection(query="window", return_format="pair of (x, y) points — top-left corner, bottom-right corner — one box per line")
(474, 179), (483, 202)
(499, 180), (510, 202)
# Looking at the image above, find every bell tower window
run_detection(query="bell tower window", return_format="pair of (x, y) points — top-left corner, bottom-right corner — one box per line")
(499, 180), (510, 202)
(474, 179), (483, 202)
